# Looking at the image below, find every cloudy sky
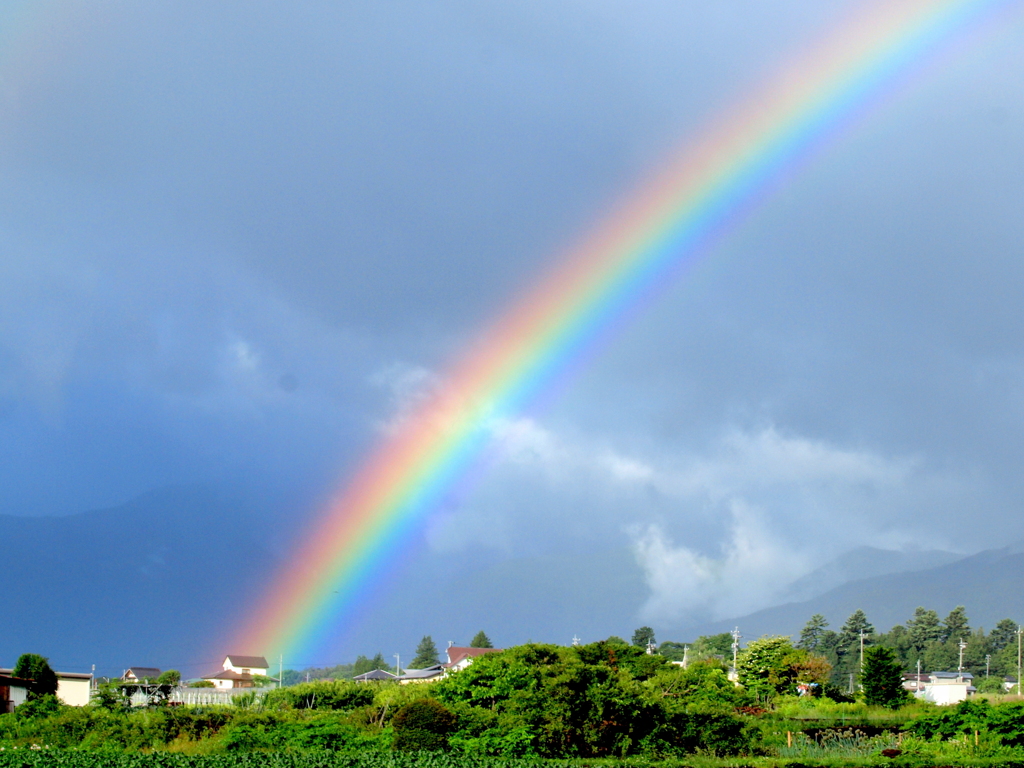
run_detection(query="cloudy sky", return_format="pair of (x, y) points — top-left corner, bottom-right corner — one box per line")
(3, 0), (1024, 653)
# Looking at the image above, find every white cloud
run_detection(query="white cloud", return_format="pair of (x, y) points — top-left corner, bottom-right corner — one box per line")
(414, 416), (974, 623)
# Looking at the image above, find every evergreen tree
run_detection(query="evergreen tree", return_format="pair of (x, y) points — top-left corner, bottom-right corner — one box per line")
(470, 631), (493, 648)
(989, 619), (1019, 654)
(797, 614), (829, 651)
(13, 653), (59, 698)
(840, 609), (875, 645)
(411, 636), (440, 668)
(942, 606), (970, 642)
(831, 610), (874, 686)
(370, 652), (389, 671)
(906, 607), (942, 650)
(632, 626), (656, 648)
(861, 646), (908, 708)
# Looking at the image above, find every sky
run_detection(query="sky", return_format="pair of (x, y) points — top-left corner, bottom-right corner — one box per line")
(3, 0), (1024, 661)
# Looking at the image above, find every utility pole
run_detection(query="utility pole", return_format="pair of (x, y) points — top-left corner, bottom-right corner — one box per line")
(572, 635), (580, 647)
(986, 654), (991, 678)
(917, 659), (922, 694)
(394, 654), (401, 676)
(859, 631), (867, 684)
(958, 638), (967, 682)
(279, 655), (283, 689)
(683, 645), (689, 669)
(1017, 625), (1022, 696)
(730, 627), (741, 680)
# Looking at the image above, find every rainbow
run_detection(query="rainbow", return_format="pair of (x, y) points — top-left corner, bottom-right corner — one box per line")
(239, 0), (1018, 661)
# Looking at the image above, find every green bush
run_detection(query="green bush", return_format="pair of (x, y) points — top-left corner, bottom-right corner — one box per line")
(392, 699), (456, 752)
(263, 681), (375, 711)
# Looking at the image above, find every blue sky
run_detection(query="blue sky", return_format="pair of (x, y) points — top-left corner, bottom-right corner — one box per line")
(3, 0), (1024, 655)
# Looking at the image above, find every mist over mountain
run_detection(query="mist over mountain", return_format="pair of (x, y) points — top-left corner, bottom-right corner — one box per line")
(677, 544), (1024, 643)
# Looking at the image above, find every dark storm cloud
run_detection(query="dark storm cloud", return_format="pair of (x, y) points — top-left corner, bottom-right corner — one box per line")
(2, 0), (1023, 642)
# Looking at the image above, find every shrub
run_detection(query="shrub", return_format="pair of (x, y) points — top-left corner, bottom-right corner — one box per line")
(392, 699), (456, 751)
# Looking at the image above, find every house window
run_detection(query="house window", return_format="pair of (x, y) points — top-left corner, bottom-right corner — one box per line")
(242, 669), (250, 674)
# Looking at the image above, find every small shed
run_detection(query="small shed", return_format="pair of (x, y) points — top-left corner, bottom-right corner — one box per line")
(0, 674), (30, 713)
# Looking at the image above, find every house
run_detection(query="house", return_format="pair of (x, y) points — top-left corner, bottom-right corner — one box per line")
(0, 673), (30, 713)
(223, 655), (270, 676)
(202, 655), (273, 689)
(443, 646), (502, 672)
(902, 673), (929, 694)
(0, 668), (94, 706)
(122, 667), (162, 683)
(353, 669), (397, 682)
(914, 671), (976, 705)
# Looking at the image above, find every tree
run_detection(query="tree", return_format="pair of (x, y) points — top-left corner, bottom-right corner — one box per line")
(989, 619), (1019, 654)
(942, 605), (970, 642)
(737, 636), (828, 700)
(906, 607), (942, 649)
(470, 631), (493, 648)
(411, 636), (440, 668)
(632, 626), (656, 648)
(13, 654), (58, 698)
(690, 633), (734, 660)
(798, 614), (829, 651)
(839, 609), (875, 647)
(831, 610), (874, 686)
(861, 645), (908, 708)
(157, 669), (181, 685)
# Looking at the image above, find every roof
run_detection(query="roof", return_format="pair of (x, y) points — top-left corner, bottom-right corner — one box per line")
(204, 670), (254, 681)
(0, 674), (31, 689)
(445, 647), (502, 667)
(400, 666), (445, 680)
(124, 667), (162, 679)
(353, 669), (397, 681)
(225, 655), (269, 669)
(930, 671), (974, 680)
(0, 668), (91, 682)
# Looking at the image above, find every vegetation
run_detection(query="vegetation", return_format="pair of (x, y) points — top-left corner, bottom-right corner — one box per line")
(410, 637), (440, 669)
(13, 654), (59, 698)
(860, 645), (908, 709)
(3, 604), (1022, 764)
(469, 632), (493, 649)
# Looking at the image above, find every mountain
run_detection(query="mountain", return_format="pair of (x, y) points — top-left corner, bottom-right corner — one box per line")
(0, 486), (282, 679)
(679, 543), (1024, 641)
(780, 546), (965, 603)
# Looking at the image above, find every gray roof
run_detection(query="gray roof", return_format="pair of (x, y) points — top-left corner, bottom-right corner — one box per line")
(931, 671), (974, 679)
(124, 667), (162, 680)
(353, 669), (397, 681)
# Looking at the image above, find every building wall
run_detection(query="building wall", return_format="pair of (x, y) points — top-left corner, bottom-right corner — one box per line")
(7, 685), (28, 710)
(56, 677), (92, 707)
(918, 682), (970, 705)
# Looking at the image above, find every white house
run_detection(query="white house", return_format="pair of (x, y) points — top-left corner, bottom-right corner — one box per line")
(914, 671), (976, 705)
(203, 655), (272, 689)
(443, 646), (502, 672)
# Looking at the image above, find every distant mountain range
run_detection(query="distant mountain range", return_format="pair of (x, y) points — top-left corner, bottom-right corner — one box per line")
(0, 486), (281, 679)
(5, 486), (1021, 677)
(682, 544), (1024, 641)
